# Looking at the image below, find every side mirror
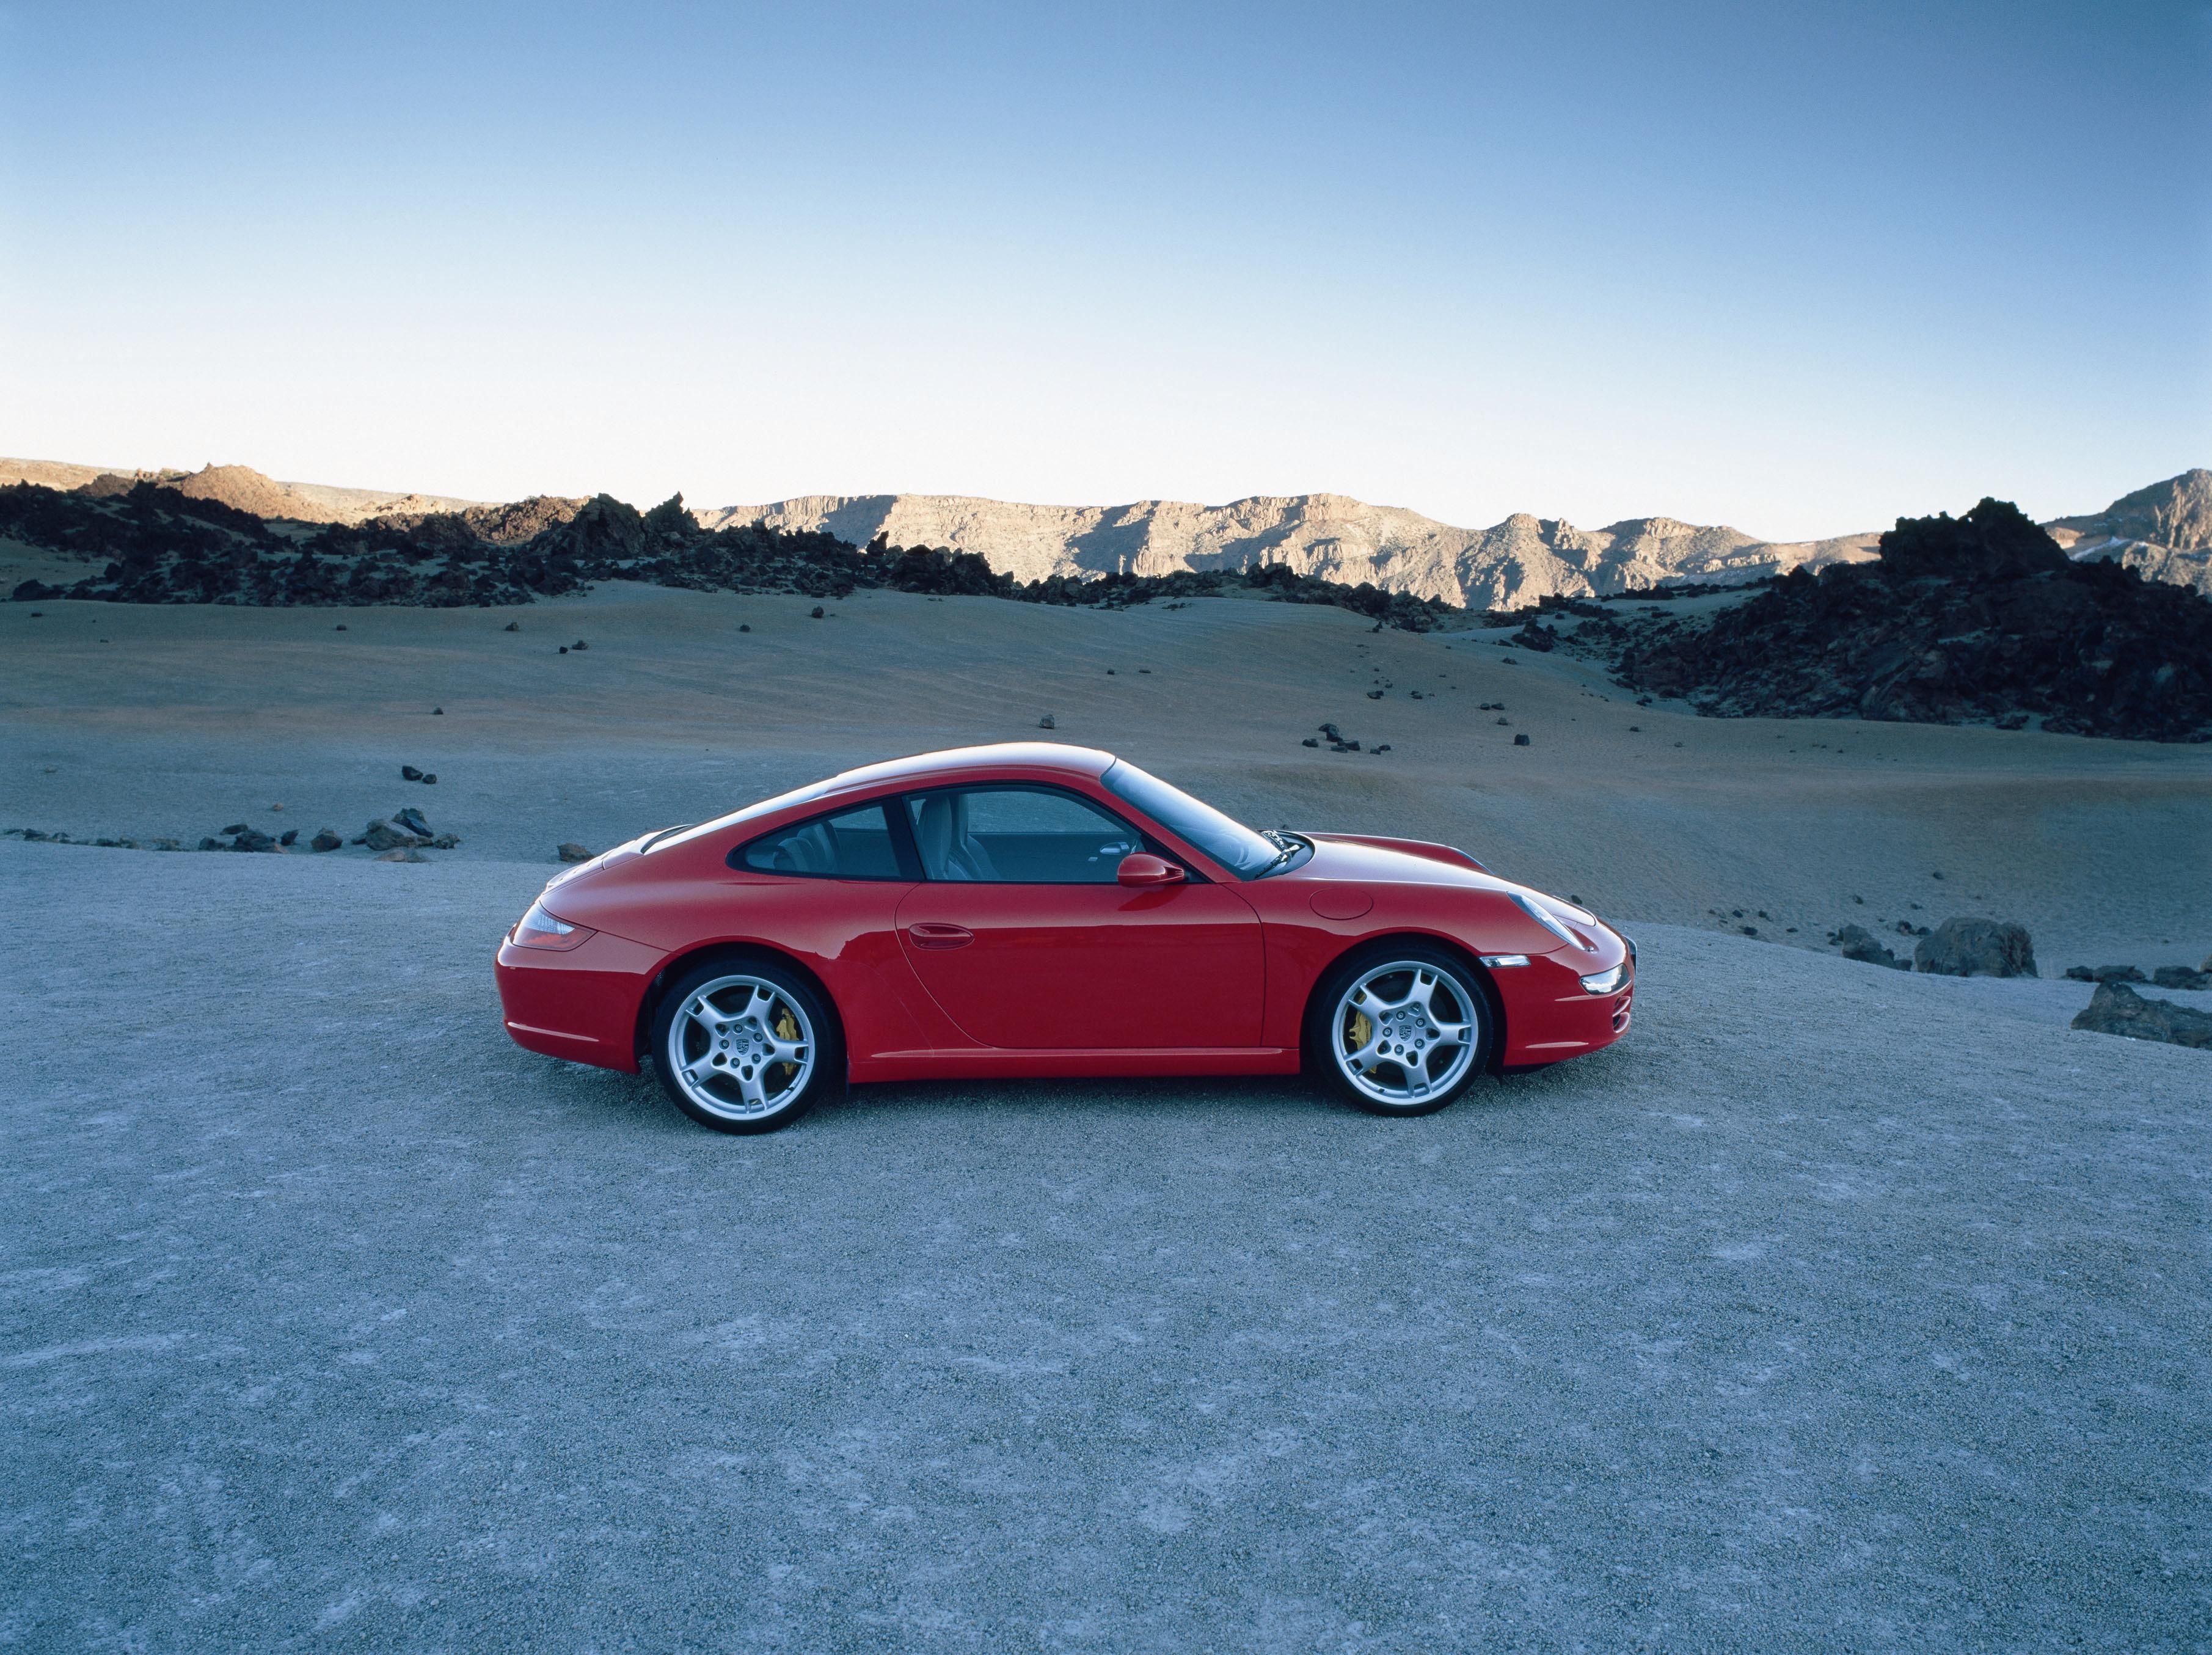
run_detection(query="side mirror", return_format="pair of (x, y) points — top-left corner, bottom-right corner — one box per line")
(1116, 852), (1186, 888)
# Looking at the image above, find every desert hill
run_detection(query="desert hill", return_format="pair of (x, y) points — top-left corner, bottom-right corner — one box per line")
(0, 459), (484, 526)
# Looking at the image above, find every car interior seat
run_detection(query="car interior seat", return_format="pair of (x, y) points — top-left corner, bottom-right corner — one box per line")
(914, 794), (998, 881)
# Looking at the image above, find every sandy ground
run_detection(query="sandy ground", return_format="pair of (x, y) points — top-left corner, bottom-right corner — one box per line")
(5, 581), (2210, 966)
(2, 847), (2206, 1650)
(3, 583), (2210, 1648)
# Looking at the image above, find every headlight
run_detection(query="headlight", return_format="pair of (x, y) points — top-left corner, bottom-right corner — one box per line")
(1579, 963), (1627, 995)
(511, 899), (593, 950)
(1510, 891), (1580, 948)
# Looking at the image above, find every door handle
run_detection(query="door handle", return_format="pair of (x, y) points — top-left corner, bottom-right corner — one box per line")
(907, 922), (974, 950)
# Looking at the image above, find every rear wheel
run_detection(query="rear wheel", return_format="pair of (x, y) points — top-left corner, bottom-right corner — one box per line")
(650, 957), (841, 1133)
(1307, 944), (1491, 1116)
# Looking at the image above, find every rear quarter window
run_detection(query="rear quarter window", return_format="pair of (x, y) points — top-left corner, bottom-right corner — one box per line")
(732, 802), (905, 879)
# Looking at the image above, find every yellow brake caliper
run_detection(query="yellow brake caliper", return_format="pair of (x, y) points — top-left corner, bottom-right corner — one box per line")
(1348, 1009), (1373, 1064)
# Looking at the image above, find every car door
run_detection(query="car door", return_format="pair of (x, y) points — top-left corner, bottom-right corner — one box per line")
(893, 784), (1265, 1049)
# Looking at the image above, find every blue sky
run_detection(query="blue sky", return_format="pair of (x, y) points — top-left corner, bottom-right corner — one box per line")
(2, 1), (2205, 538)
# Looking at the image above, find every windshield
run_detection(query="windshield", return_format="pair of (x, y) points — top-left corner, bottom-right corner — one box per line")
(1101, 760), (1280, 878)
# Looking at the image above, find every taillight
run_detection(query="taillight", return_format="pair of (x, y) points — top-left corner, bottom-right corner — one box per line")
(510, 899), (594, 951)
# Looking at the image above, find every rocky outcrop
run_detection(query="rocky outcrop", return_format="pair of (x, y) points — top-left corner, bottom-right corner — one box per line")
(1613, 499), (2212, 743)
(1832, 924), (1910, 970)
(1913, 917), (2038, 978)
(2071, 981), (2212, 1050)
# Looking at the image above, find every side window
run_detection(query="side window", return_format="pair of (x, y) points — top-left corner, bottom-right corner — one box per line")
(905, 786), (1142, 883)
(735, 802), (904, 879)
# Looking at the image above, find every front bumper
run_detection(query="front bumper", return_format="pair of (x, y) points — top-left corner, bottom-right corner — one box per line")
(1497, 952), (1633, 1065)
(494, 929), (666, 1073)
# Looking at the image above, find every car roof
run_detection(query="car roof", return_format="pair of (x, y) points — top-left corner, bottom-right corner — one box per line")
(822, 742), (1117, 792)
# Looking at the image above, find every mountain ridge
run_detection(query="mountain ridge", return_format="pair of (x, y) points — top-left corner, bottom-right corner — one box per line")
(6, 458), (2205, 609)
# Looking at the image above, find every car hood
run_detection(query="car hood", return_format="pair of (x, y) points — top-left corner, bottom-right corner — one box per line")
(1284, 834), (1504, 892)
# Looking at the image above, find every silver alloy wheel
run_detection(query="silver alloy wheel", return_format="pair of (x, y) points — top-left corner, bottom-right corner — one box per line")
(665, 974), (816, 1123)
(1330, 960), (1479, 1108)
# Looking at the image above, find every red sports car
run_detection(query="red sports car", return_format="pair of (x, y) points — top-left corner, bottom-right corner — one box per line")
(495, 743), (1633, 1132)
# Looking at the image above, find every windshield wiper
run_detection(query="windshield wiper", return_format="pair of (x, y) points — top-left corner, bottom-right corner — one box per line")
(1255, 829), (1307, 875)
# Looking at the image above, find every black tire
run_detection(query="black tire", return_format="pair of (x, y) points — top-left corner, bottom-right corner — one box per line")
(1304, 942), (1493, 1117)
(649, 954), (843, 1134)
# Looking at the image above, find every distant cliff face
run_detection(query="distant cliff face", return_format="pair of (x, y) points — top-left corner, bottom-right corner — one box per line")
(693, 492), (1880, 612)
(2044, 470), (2212, 597)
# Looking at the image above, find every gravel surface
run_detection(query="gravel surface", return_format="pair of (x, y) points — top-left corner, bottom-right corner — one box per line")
(4, 842), (2207, 1651)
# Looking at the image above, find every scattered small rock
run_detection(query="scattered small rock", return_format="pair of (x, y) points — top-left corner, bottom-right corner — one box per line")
(1367, 690), (1384, 700)
(560, 646), (568, 654)
(1628, 725), (1640, 732)
(505, 621), (520, 632)
(433, 707), (443, 715)
(1301, 737), (1320, 747)
(1513, 734), (1530, 747)
(572, 641), (588, 651)
(1373, 744), (1392, 753)
(1740, 926), (1758, 937)
(1318, 723), (1343, 742)
(279, 829), (299, 847)
(810, 607), (824, 619)
(739, 624), (751, 633)
(1915, 917), (2037, 978)
(402, 765), (423, 781)
(2151, 965), (2212, 992)
(220, 822), (250, 836)
(1106, 668), (1116, 675)
(557, 842), (593, 864)
(311, 829), (341, 852)
(198, 837), (222, 850)
(1833, 924), (1910, 970)
(422, 773), (436, 784)
(393, 806), (433, 837)
(2071, 981), (2212, 1050)
(2065, 965), (2145, 984)
(335, 624), (346, 631)
(1038, 714), (1056, 730)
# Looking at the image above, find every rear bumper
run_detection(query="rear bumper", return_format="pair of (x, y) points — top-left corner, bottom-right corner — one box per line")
(494, 930), (665, 1074)
(1497, 954), (1632, 1065)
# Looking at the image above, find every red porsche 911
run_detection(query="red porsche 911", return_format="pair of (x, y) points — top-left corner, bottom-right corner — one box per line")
(495, 743), (1633, 1133)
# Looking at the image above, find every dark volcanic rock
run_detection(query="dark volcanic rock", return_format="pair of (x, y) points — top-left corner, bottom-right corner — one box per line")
(310, 828), (342, 852)
(361, 820), (417, 852)
(393, 806), (432, 837)
(2151, 965), (2212, 991)
(1913, 917), (2038, 978)
(231, 828), (276, 853)
(557, 842), (593, 864)
(2064, 964), (2146, 984)
(2071, 980), (2212, 1049)
(1833, 924), (1909, 970)
(401, 765), (423, 780)
(1613, 498), (2212, 742)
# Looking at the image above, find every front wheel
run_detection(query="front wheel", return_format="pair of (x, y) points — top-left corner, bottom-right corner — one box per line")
(1306, 945), (1492, 1116)
(650, 957), (842, 1133)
